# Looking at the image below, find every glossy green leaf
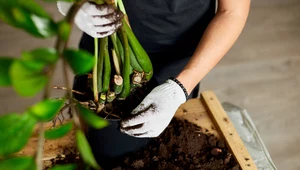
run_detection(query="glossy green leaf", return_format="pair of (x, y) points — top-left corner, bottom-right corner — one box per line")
(20, 48), (58, 72)
(63, 49), (95, 74)
(22, 48), (58, 65)
(0, 113), (36, 156)
(57, 20), (71, 41)
(0, 0), (49, 17)
(50, 164), (76, 170)
(76, 104), (108, 129)
(0, 58), (14, 86)
(0, 157), (36, 170)
(9, 60), (48, 96)
(76, 130), (100, 169)
(27, 99), (65, 122)
(0, 0), (56, 38)
(45, 122), (73, 139)
(9, 48), (58, 96)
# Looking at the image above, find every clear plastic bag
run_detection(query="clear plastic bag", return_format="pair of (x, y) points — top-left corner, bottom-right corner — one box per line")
(222, 102), (278, 170)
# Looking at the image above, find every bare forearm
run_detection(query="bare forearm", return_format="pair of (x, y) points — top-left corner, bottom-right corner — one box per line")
(177, 2), (250, 94)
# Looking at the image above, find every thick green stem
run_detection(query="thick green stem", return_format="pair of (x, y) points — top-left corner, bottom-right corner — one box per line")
(97, 38), (106, 93)
(113, 75), (123, 94)
(102, 37), (111, 93)
(117, 0), (127, 14)
(116, 35), (124, 65)
(110, 34), (120, 60)
(122, 19), (153, 81)
(99, 93), (106, 104)
(129, 45), (143, 72)
(112, 49), (121, 75)
(93, 38), (99, 102)
(118, 27), (130, 99)
(107, 91), (116, 102)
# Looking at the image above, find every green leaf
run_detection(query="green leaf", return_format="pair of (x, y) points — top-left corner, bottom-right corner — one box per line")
(28, 99), (65, 122)
(0, 0), (50, 18)
(76, 104), (108, 129)
(0, 58), (14, 86)
(9, 48), (58, 96)
(63, 49), (95, 74)
(57, 20), (71, 41)
(50, 164), (76, 170)
(45, 122), (73, 139)
(9, 60), (48, 96)
(0, 0), (57, 38)
(0, 157), (36, 170)
(0, 113), (36, 156)
(19, 0), (49, 18)
(76, 130), (100, 169)
(22, 48), (58, 64)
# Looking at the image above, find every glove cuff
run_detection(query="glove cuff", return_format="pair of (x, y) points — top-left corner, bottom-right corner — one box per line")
(169, 77), (189, 101)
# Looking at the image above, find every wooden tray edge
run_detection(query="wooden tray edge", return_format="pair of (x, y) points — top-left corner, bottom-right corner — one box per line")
(201, 91), (258, 170)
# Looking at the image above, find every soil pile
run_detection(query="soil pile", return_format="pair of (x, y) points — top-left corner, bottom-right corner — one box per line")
(111, 118), (240, 170)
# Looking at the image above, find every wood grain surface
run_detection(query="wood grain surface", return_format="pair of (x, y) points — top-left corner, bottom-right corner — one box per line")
(201, 91), (257, 170)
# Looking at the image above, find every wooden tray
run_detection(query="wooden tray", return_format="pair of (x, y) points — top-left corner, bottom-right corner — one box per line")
(175, 91), (257, 170)
(18, 91), (257, 170)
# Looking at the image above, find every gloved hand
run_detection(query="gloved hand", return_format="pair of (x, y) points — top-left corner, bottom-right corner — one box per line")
(57, 1), (123, 38)
(120, 79), (187, 138)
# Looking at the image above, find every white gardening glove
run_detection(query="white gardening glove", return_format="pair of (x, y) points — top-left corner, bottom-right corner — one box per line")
(120, 79), (187, 138)
(57, 1), (123, 38)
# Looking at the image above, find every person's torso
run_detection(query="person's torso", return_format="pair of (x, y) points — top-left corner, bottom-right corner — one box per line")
(123, 0), (216, 58)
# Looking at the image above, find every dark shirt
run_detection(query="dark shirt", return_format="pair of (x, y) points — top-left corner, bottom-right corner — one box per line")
(79, 1), (216, 60)
(123, 0), (216, 58)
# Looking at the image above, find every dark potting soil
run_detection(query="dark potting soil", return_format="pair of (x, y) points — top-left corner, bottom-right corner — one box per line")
(110, 118), (240, 170)
(72, 75), (240, 169)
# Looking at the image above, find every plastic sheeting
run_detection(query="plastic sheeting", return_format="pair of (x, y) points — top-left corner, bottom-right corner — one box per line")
(222, 102), (278, 170)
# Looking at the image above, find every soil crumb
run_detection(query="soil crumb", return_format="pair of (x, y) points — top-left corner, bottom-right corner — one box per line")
(111, 118), (240, 170)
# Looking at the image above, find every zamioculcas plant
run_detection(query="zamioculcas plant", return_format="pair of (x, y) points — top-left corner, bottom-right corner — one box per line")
(0, 0), (153, 170)
(85, 0), (153, 113)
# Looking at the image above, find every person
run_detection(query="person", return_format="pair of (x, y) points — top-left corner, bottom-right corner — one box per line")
(58, 0), (250, 168)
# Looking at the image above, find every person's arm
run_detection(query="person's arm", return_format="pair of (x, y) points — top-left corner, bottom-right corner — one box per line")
(120, 0), (251, 138)
(177, 0), (251, 94)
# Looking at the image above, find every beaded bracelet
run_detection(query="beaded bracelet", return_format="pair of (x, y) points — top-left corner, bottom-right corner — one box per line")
(169, 77), (189, 101)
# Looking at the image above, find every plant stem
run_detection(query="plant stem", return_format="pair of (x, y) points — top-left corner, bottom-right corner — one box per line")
(112, 49), (121, 75)
(122, 19), (153, 81)
(93, 38), (99, 102)
(118, 27), (130, 99)
(71, 104), (82, 129)
(118, 0), (126, 14)
(62, 0), (88, 99)
(36, 123), (45, 170)
(62, 0), (89, 130)
(102, 37), (111, 93)
(98, 38), (107, 94)
(62, 59), (71, 97)
(36, 1), (88, 170)
(53, 86), (87, 96)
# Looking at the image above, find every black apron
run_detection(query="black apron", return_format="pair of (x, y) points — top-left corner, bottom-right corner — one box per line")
(76, 1), (216, 169)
